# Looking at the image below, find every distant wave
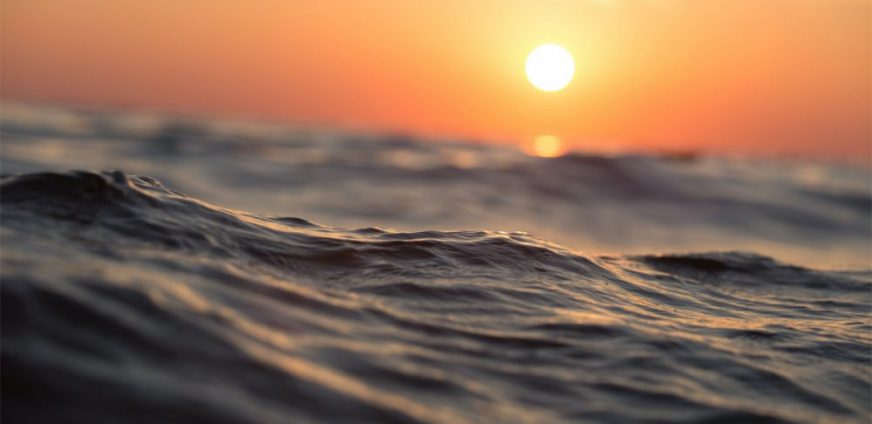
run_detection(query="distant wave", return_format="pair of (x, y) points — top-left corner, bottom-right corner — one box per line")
(2, 170), (869, 423)
(2, 103), (870, 268)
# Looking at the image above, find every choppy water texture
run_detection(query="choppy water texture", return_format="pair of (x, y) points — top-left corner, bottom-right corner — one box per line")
(2, 104), (871, 423)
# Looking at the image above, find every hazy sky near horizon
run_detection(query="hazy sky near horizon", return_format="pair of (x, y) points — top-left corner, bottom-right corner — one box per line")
(2, 0), (870, 159)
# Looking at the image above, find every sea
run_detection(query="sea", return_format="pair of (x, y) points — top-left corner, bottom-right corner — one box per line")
(2, 103), (870, 423)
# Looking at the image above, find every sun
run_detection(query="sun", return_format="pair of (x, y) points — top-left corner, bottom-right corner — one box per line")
(525, 44), (575, 92)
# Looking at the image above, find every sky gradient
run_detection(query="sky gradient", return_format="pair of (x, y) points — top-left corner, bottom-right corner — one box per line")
(2, 0), (870, 160)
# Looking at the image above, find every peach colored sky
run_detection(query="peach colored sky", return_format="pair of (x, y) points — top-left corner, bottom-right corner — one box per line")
(2, 0), (870, 160)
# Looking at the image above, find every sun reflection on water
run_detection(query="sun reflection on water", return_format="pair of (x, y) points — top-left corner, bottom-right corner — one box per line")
(525, 135), (567, 158)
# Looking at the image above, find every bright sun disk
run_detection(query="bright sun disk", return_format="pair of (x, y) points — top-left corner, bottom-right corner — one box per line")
(525, 44), (575, 92)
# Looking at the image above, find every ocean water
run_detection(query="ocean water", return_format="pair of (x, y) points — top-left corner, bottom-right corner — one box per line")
(1, 103), (870, 423)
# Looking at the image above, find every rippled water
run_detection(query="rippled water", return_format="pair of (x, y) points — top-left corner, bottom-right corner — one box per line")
(1, 104), (870, 423)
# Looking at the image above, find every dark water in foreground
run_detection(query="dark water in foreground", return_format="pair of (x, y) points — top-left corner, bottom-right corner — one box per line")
(1, 104), (871, 423)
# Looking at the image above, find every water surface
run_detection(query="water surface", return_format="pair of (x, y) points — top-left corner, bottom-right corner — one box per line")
(2, 104), (870, 423)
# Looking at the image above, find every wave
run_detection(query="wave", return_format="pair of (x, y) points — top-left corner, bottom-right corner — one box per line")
(3, 104), (870, 269)
(2, 170), (869, 423)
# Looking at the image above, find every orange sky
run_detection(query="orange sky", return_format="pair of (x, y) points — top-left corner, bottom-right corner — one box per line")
(2, 0), (870, 160)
